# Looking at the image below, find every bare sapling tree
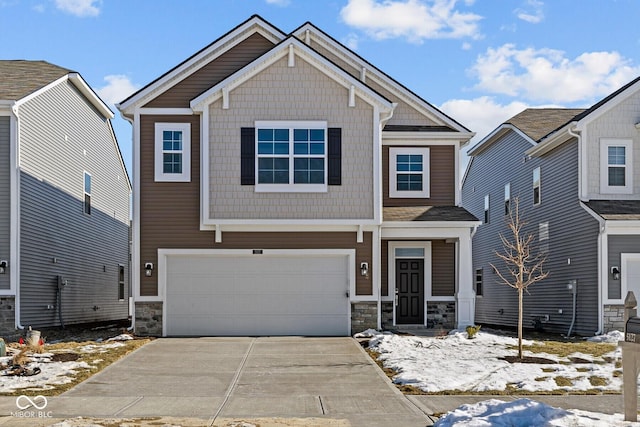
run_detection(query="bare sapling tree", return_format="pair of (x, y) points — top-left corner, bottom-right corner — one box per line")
(490, 197), (549, 359)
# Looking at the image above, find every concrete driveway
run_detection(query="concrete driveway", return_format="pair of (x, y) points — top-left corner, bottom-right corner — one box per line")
(27, 337), (430, 426)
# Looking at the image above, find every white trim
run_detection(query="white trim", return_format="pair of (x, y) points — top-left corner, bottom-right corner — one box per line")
(154, 122), (191, 182)
(600, 138), (633, 194)
(387, 241), (432, 326)
(118, 17), (285, 113)
(621, 253), (640, 304)
(201, 221), (379, 230)
(201, 107), (209, 230)
(158, 248), (356, 336)
(0, 111), (20, 298)
(131, 112), (142, 307)
(383, 133), (473, 143)
(190, 37), (394, 113)
(469, 124), (536, 156)
(389, 147), (430, 198)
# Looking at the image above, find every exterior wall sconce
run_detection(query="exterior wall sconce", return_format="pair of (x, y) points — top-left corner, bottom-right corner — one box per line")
(144, 262), (154, 277)
(0, 260), (7, 274)
(360, 262), (369, 277)
(612, 266), (621, 280)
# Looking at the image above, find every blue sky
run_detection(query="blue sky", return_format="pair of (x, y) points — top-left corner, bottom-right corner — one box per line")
(2, 0), (639, 175)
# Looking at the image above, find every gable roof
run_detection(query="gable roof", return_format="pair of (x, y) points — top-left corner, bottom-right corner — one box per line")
(0, 60), (71, 100)
(573, 75), (640, 122)
(118, 15), (285, 113)
(467, 108), (585, 157)
(291, 21), (471, 135)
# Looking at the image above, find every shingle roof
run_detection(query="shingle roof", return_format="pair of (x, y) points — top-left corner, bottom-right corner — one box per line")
(506, 108), (586, 142)
(383, 206), (478, 222)
(0, 60), (72, 101)
(584, 200), (640, 220)
(383, 125), (456, 132)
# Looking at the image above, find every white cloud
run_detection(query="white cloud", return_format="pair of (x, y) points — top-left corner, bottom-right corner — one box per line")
(343, 33), (360, 50)
(96, 75), (140, 106)
(470, 44), (640, 104)
(440, 96), (529, 145)
(54, 0), (100, 17)
(515, 0), (544, 24)
(340, 0), (483, 43)
(265, 0), (290, 6)
(33, 3), (45, 12)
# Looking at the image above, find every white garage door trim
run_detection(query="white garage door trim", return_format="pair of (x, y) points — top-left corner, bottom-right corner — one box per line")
(158, 248), (356, 336)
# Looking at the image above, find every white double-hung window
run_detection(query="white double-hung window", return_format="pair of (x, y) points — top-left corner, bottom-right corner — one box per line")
(154, 122), (191, 182)
(255, 121), (327, 192)
(389, 147), (430, 198)
(600, 138), (633, 194)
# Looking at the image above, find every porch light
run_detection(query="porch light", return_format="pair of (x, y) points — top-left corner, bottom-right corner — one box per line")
(612, 266), (621, 281)
(360, 262), (369, 277)
(0, 260), (7, 274)
(144, 262), (154, 277)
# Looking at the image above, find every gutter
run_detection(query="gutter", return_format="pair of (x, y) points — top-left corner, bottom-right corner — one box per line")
(120, 112), (136, 333)
(580, 201), (606, 335)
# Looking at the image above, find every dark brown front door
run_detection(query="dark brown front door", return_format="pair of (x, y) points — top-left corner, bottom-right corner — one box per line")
(396, 259), (424, 324)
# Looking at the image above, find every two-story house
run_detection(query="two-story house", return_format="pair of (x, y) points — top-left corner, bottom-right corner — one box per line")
(117, 15), (479, 337)
(0, 60), (131, 333)
(462, 76), (640, 335)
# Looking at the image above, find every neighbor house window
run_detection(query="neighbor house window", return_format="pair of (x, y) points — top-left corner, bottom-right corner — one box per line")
(539, 221), (549, 254)
(600, 139), (632, 194)
(118, 264), (125, 300)
(504, 183), (510, 215)
(255, 121), (327, 192)
(154, 122), (191, 182)
(475, 268), (483, 296)
(389, 147), (430, 198)
(484, 194), (489, 224)
(533, 167), (541, 205)
(83, 171), (91, 215)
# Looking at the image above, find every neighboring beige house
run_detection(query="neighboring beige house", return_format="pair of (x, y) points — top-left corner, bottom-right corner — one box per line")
(118, 15), (479, 336)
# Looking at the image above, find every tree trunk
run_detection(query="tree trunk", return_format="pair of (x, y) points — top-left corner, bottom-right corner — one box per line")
(518, 287), (523, 359)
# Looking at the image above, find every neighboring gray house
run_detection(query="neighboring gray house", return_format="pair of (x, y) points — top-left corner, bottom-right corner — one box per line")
(462, 76), (640, 336)
(0, 60), (131, 333)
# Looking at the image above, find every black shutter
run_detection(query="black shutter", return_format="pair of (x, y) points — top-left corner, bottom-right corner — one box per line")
(241, 127), (255, 185)
(328, 127), (341, 186)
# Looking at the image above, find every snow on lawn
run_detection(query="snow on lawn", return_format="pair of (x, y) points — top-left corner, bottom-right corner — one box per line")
(0, 352), (92, 393)
(433, 398), (639, 427)
(359, 329), (624, 393)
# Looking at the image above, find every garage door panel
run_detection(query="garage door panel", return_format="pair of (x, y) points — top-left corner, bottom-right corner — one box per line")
(165, 254), (350, 336)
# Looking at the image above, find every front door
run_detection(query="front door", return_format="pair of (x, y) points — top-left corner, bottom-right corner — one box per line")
(396, 259), (424, 324)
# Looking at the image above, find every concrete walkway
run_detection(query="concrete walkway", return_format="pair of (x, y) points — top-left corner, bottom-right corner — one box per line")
(0, 337), (430, 427)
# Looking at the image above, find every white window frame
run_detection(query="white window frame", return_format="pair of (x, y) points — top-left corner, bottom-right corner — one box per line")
(83, 171), (91, 215)
(484, 194), (489, 224)
(154, 122), (191, 182)
(533, 167), (541, 205)
(389, 147), (430, 198)
(255, 120), (327, 193)
(600, 138), (633, 194)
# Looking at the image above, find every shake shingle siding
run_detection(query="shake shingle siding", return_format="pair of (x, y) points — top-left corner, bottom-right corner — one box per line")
(17, 79), (130, 327)
(0, 117), (10, 290)
(462, 132), (600, 335)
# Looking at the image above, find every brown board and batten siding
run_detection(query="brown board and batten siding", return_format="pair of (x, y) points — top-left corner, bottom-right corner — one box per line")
(144, 33), (275, 109)
(383, 145), (455, 207)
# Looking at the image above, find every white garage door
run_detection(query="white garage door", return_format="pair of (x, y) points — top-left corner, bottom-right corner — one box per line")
(164, 253), (350, 336)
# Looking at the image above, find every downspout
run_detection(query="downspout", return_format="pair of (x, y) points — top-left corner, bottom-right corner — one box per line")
(10, 103), (24, 330)
(121, 112), (135, 332)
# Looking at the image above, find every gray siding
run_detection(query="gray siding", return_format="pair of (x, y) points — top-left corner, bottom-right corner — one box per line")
(17, 79), (130, 328)
(462, 133), (600, 335)
(0, 116), (9, 290)
(608, 235), (640, 299)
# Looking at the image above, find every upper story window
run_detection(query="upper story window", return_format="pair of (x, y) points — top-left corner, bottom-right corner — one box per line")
(533, 167), (541, 205)
(484, 194), (489, 224)
(255, 121), (327, 192)
(389, 147), (430, 198)
(154, 122), (191, 182)
(600, 138), (633, 194)
(83, 171), (91, 215)
(504, 183), (510, 215)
